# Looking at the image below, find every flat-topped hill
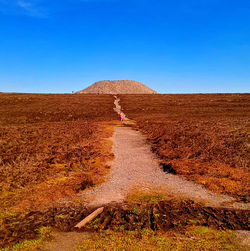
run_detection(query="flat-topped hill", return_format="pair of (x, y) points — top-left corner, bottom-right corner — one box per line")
(76, 80), (158, 94)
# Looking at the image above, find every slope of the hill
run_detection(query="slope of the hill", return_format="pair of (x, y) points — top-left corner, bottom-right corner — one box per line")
(76, 80), (158, 94)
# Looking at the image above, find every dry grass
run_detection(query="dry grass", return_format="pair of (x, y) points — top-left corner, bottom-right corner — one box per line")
(0, 93), (115, 125)
(0, 93), (116, 212)
(120, 94), (250, 202)
(78, 227), (244, 251)
(126, 186), (187, 205)
(1, 227), (53, 251)
(2, 227), (244, 251)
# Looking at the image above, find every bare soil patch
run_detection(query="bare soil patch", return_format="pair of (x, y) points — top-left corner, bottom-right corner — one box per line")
(40, 232), (91, 251)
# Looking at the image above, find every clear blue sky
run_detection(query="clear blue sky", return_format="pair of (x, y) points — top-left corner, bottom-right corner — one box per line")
(0, 0), (249, 93)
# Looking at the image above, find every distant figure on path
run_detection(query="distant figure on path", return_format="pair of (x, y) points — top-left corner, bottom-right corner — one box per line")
(120, 113), (123, 122)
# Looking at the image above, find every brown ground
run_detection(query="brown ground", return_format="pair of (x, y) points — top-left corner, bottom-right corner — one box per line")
(0, 93), (116, 125)
(40, 232), (91, 251)
(0, 93), (116, 213)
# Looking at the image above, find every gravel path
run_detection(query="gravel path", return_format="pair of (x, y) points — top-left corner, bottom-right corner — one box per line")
(40, 96), (249, 251)
(113, 97), (129, 121)
(82, 97), (249, 210)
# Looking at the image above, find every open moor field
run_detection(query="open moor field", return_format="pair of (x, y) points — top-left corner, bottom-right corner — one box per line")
(1, 92), (250, 249)
(0, 94), (116, 213)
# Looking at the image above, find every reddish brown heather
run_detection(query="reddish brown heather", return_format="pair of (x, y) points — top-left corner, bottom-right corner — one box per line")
(0, 93), (116, 212)
(0, 93), (115, 125)
(120, 94), (250, 202)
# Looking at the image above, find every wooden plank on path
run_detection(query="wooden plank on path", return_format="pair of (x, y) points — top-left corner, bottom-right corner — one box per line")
(74, 207), (104, 229)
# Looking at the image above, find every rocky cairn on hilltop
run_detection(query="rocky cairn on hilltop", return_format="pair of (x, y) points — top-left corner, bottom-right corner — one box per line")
(75, 80), (158, 94)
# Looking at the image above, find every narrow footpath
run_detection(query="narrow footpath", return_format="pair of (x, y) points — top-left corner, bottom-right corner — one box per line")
(83, 96), (249, 210)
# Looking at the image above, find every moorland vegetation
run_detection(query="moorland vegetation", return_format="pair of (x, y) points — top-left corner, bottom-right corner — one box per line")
(0, 94), (116, 213)
(1, 92), (249, 249)
(120, 94), (250, 202)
